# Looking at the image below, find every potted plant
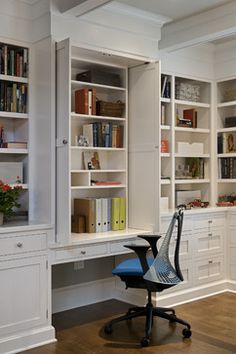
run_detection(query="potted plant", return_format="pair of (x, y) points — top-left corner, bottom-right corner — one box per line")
(0, 179), (22, 224)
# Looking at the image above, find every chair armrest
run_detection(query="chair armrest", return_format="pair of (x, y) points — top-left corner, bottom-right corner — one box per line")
(137, 235), (162, 258)
(124, 245), (150, 273)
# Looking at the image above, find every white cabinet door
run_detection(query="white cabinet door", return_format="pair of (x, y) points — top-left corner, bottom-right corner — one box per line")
(0, 255), (48, 337)
(194, 255), (224, 285)
(194, 228), (224, 257)
(128, 62), (160, 232)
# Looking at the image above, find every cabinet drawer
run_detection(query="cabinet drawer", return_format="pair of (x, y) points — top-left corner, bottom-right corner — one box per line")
(195, 229), (224, 257)
(0, 233), (47, 256)
(228, 213), (236, 227)
(109, 240), (135, 255)
(193, 213), (225, 230)
(164, 260), (193, 294)
(160, 216), (192, 234)
(229, 229), (236, 245)
(55, 243), (108, 262)
(194, 255), (224, 285)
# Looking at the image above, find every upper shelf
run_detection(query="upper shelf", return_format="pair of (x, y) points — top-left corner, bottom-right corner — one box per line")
(71, 112), (126, 121)
(0, 74), (28, 84)
(71, 80), (126, 92)
(0, 111), (28, 119)
(175, 99), (210, 108)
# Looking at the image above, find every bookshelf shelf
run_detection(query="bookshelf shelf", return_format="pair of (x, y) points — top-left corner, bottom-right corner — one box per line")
(161, 97), (171, 103)
(217, 101), (236, 108)
(9, 183), (28, 189)
(161, 179), (171, 185)
(161, 153), (170, 157)
(161, 125), (171, 130)
(71, 112), (126, 121)
(0, 112), (28, 119)
(175, 99), (210, 108)
(71, 169), (126, 173)
(175, 153), (210, 158)
(0, 148), (28, 154)
(71, 80), (126, 92)
(71, 184), (126, 190)
(217, 179), (236, 183)
(217, 127), (236, 133)
(0, 74), (28, 84)
(218, 153), (236, 158)
(71, 146), (125, 151)
(175, 127), (210, 134)
(175, 179), (210, 184)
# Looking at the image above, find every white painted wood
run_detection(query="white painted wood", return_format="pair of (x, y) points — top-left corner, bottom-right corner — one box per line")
(128, 62), (160, 232)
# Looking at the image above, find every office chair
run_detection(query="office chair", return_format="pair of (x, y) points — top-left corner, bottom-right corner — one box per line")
(104, 209), (191, 347)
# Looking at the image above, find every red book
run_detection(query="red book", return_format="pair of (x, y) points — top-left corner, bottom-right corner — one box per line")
(161, 139), (169, 153)
(183, 109), (197, 128)
(75, 88), (96, 115)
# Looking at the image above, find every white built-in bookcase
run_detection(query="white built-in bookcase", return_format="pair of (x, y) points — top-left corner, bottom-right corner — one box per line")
(160, 73), (213, 211)
(56, 38), (149, 243)
(216, 77), (236, 203)
(0, 40), (29, 215)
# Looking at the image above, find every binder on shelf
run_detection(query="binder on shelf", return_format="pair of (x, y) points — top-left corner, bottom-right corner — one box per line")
(101, 198), (108, 232)
(119, 197), (126, 230)
(107, 198), (112, 231)
(74, 198), (96, 233)
(95, 198), (102, 232)
(111, 197), (120, 231)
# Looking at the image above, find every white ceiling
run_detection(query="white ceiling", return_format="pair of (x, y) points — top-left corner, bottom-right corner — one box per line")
(117, 0), (232, 22)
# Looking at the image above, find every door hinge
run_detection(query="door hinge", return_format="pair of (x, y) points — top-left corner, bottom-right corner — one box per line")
(46, 260), (48, 269)
(46, 309), (48, 319)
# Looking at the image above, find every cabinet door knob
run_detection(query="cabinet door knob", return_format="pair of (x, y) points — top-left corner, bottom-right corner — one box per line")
(62, 139), (68, 145)
(16, 242), (23, 248)
(208, 260), (213, 264)
(208, 233), (212, 237)
(208, 220), (212, 224)
(81, 250), (86, 255)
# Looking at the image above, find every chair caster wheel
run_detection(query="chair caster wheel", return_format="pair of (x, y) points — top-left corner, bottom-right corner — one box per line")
(141, 337), (150, 347)
(182, 328), (192, 338)
(104, 324), (113, 334)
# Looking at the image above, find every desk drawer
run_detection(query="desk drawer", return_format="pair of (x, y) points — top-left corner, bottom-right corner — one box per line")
(0, 233), (47, 256)
(55, 243), (108, 262)
(193, 213), (225, 230)
(160, 216), (192, 234)
(109, 239), (136, 254)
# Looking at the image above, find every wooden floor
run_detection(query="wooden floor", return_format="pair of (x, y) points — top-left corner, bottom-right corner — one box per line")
(22, 292), (236, 354)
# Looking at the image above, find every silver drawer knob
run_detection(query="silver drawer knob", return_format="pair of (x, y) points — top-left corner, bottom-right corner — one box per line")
(81, 250), (86, 255)
(17, 242), (23, 248)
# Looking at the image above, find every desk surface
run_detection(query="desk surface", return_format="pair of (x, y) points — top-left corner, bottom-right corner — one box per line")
(49, 227), (151, 265)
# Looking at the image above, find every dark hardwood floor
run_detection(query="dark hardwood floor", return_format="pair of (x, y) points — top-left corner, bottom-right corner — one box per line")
(21, 292), (236, 353)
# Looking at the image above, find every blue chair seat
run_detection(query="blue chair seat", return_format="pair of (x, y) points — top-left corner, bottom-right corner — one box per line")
(112, 257), (154, 277)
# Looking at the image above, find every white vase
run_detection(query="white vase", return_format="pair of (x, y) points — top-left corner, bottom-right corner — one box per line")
(0, 212), (3, 225)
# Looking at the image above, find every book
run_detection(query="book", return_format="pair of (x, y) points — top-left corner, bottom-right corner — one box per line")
(222, 132), (236, 153)
(3, 141), (27, 149)
(74, 198), (96, 233)
(95, 198), (102, 232)
(119, 197), (126, 230)
(90, 180), (121, 186)
(75, 88), (96, 115)
(161, 104), (166, 125)
(161, 75), (167, 97)
(183, 108), (197, 128)
(161, 139), (169, 153)
(111, 197), (120, 231)
(83, 151), (100, 170)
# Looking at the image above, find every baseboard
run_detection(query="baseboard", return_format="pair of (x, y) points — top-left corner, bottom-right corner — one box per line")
(0, 326), (56, 354)
(52, 277), (115, 313)
(113, 280), (230, 308)
(225, 280), (236, 292)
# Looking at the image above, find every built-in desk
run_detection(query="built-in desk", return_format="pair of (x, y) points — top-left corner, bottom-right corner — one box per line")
(49, 228), (151, 265)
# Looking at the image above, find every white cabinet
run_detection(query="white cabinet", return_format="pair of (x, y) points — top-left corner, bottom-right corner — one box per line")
(0, 227), (53, 354)
(227, 211), (236, 281)
(0, 255), (47, 337)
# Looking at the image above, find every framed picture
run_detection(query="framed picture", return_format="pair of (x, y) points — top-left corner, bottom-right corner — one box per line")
(83, 151), (100, 170)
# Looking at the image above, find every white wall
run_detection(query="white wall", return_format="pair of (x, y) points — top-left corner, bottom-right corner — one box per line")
(214, 39), (236, 80)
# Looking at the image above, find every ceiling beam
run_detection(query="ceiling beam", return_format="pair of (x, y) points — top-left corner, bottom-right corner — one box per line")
(159, 1), (236, 51)
(59, 0), (112, 17)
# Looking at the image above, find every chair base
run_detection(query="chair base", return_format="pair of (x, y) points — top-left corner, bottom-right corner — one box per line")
(104, 300), (192, 347)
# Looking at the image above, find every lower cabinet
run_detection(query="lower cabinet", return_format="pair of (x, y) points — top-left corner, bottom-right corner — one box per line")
(194, 255), (224, 285)
(0, 254), (48, 337)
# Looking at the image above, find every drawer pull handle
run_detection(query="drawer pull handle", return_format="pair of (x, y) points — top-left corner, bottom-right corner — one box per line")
(17, 242), (23, 248)
(208, 260), (213, 264)
(208, 233), (212, 237)
(81, 250), (86, 255)
(208, 220), (212, 224)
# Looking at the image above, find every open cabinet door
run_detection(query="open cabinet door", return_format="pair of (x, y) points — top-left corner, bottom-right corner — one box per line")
(128, 62), (160, 232)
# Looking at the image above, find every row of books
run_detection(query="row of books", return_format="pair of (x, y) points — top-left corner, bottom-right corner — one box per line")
(219, 157), (236, 179)
(73, 197), (126, 233)
(82, 122), (123, 148)
(218, 132), (236, 154)
(161, 75), (171, 98)
(0, 44), (28, 77)
(0, 82), (27, 113)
